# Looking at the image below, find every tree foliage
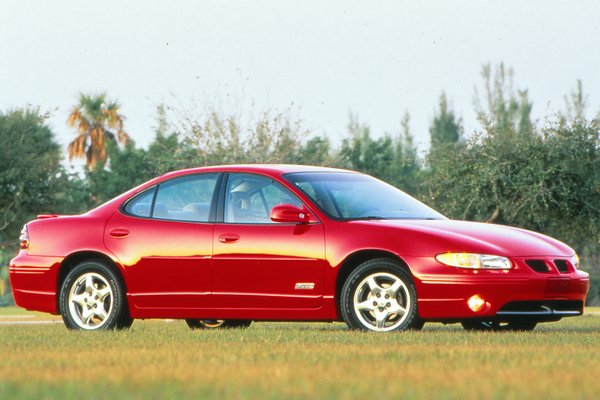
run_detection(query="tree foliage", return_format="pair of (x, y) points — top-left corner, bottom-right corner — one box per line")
(340, 113), (420, 193)
(67, 93), (130, 169)
(0, 109), (63, 246)
(429, 93), (462, 152)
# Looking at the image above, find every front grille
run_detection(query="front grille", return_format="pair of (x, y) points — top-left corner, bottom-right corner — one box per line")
(525, 259), (550, 273)
(554, 259), (569, 273)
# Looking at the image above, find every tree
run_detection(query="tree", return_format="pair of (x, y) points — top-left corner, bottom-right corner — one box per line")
(174, 106), (311, 165)
(67, 93), (130, 169)
(429, 93), (461, 152)
(395, 112), (421, 194)
(0, 109), (63, 245)
(339, 113), (421, 194)
(0, 109), (67, 304)
(475, 63), (533, 137)
(297, 136), (337, 166)
(340, 114), (396, 181)
(85, 141), (150, 205)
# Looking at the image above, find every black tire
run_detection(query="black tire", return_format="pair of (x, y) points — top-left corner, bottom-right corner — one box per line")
(340, 258), (423, 332)
(461, 319), (537, 331)
(116, 309), (134, 329)
(185, 319), (252, 330)
(59, 259), (130, 330)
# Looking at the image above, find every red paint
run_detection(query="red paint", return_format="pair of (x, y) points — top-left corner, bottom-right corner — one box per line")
(9, 165), (590, 323)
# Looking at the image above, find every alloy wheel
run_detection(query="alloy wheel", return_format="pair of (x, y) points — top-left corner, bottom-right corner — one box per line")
(353, 272), (412, 332)
(68, 272), (114, 330)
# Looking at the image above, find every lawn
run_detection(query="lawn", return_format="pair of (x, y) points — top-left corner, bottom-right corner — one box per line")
(1, 307), (599, 399)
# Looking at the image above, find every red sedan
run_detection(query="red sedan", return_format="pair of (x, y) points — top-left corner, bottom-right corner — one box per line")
(10, 165), (589, 331)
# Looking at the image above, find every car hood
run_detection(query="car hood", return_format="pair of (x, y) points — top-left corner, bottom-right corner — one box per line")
(353, 219), (575, 257)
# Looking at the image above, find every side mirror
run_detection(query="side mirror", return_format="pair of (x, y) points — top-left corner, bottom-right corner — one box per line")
(270, 204), (314, 224)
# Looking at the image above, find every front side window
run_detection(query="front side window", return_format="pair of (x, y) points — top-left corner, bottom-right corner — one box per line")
(153, 174), (219, 222)
(224, 173), (303, 224)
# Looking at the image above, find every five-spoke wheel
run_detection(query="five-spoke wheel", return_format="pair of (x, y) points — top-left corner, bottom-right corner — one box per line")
(59, 260), (131, 330)
(341, 258), (423, 332)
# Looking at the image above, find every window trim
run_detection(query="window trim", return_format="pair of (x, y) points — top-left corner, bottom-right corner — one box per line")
(218, 172), (320, 226)
(119, 172), (223, 224)
(120, 185), (157, 219)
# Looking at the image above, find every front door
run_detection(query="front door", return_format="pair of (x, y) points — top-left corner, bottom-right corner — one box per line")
(105, 173), (219, 311)
(212, 173), (326, 310)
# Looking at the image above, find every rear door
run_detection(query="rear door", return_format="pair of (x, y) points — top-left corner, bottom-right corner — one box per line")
(105, 173), (220, 311)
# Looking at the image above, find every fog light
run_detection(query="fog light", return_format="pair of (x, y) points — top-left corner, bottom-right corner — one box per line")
(467, 294), (485, 312)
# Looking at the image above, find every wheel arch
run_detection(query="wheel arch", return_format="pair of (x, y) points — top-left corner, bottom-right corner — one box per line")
(57, 250), (129, 312)
(334, 249), (412, 317)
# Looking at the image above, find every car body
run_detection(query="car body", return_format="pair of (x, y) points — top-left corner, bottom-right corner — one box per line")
(10, 164), (590, 331)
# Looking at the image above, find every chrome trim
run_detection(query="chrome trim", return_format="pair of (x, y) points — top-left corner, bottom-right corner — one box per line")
(295, 282), (315, 290)
(497, 306), (581, 316)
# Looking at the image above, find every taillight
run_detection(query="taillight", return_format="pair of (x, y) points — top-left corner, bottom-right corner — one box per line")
(19, 225), (29, 249)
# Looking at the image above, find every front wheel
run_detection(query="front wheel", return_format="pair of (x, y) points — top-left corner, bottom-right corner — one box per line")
(340, 258), (423, 332)
(59, 260), (129, 330)
(461, 320), (537, 331)
(185, 319), (252, 329)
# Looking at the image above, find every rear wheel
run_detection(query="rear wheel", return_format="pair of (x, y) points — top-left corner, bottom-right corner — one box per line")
(340, 258), (423, 332)
(185, 319), (252, 329)
(461, 319), (537, 331)
(59, 260), (130, 330)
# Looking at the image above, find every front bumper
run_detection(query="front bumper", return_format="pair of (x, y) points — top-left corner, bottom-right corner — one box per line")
(406, 256), (590, 320)
(9, 251), (62, 314)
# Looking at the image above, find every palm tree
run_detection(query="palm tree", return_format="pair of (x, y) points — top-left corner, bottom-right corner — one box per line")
(67, 93), (130, 169)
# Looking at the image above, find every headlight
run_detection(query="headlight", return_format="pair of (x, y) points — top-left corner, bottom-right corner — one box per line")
(435, 253), (512, 270)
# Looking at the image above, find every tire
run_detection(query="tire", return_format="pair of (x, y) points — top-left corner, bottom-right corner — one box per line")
(116, 309), (134, 329)
(59, 260), (130, 330)
(461, 319), (537, 331)
(340, 258), (423, 332)
(185, 319), (252, 330)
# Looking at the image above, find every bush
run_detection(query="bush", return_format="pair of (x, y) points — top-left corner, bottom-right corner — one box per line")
(0, 250), (14, 306)
(587, 276), (600, 307)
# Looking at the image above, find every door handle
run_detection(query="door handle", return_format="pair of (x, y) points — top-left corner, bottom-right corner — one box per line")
(218, 233), (240, 243)
(109, 228), (130, 238)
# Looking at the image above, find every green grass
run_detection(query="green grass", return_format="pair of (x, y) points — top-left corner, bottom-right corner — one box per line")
(1, 308), (599, 399)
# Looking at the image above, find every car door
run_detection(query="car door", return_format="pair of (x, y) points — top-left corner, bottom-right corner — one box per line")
(212, 172), (326, 310)
(105, 173), (220, 311)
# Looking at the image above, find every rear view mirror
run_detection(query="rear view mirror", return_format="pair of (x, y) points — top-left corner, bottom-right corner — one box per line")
(270, 204), (314, 224)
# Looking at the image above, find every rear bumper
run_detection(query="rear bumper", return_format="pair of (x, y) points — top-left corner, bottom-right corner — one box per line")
(9, 251), (62, 314)
(406, 256), (590, 320)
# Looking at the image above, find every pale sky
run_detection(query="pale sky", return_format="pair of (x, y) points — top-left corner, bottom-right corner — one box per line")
(1, 0), (599, 161)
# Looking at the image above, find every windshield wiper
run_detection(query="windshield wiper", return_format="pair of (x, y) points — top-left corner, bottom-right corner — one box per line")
(345, 216), (442, 221)
(345, 216), (390, 221)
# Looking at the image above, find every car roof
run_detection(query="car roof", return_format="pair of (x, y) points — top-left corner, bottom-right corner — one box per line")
(159, 164), (357, 180)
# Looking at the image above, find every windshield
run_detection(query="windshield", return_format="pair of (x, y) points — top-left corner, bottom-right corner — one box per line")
(284, 172), (446, 221)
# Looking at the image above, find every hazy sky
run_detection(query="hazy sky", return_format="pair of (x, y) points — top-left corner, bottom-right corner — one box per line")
(1, 0), (599, 159)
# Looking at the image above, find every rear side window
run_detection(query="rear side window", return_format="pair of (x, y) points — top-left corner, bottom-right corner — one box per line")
(123, 173), (219, 222)
(153, 174), (218, 222)
(124, 188), (156, 217)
